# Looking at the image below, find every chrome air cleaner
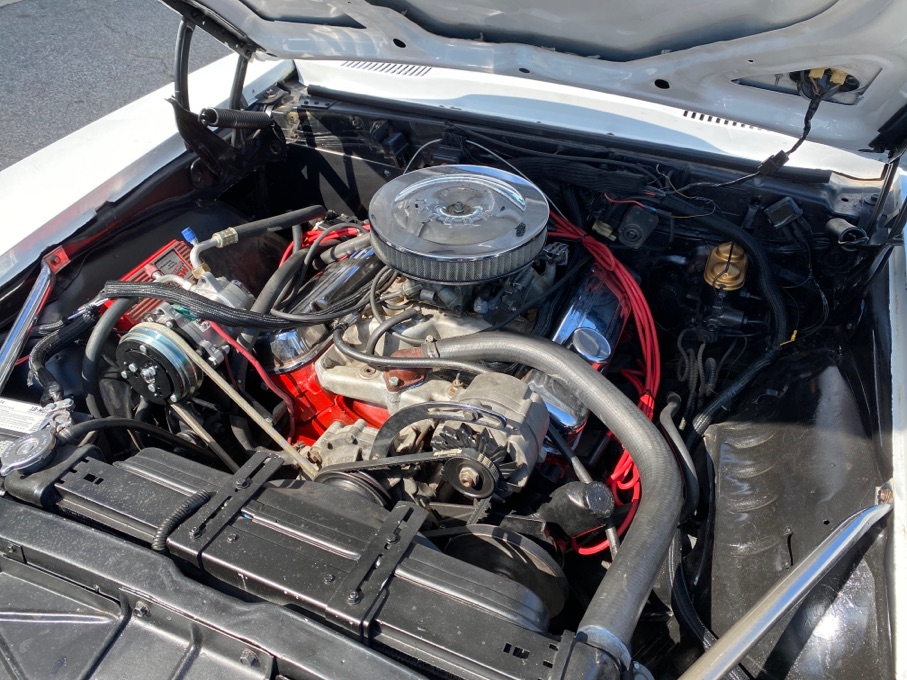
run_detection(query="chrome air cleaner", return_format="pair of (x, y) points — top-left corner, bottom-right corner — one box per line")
(369, 165), (549, 284)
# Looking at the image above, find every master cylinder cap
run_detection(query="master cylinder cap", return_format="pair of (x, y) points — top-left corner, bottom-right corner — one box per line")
(704, 241), (748, 291)
(368, 165), (549, 284)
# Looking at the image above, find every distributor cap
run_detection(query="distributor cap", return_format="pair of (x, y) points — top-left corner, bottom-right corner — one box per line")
(369, 165), (549, 284)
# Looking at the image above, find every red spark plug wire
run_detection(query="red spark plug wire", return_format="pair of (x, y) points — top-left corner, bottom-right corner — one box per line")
(548, 212), (660, 555)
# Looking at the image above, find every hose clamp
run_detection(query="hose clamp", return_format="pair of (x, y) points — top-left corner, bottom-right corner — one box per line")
(212, 227), (239, 248)
(577, 627), (632, 669)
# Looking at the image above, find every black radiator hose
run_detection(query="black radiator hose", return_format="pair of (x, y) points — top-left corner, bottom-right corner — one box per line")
(29, 312), (98, 404)
(427, 332), (682, 667)
(82, 297), (135, 419)
(57, 417), (214, 460)
(660, 396), (699, 520)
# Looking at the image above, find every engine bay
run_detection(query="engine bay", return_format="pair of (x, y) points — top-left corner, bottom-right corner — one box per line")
(0, 80), (895, 679)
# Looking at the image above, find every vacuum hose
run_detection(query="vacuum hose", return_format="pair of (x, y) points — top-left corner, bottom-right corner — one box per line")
(151, 490), (212, 551)
(667, 531), (753, 680)
(58, 417), (214, 459)
(687, 351), (777, 444)
(663, 195), (788, 443)
(426, 332), (682, 667)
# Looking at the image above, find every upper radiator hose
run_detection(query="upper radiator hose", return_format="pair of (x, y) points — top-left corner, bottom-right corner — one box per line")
(426, 332), (682, 668)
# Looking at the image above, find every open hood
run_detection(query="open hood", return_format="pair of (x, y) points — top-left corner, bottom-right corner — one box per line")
(164, 0), (907, 157)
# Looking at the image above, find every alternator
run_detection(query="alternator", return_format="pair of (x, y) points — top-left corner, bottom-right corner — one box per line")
(431, 372), (549, 493)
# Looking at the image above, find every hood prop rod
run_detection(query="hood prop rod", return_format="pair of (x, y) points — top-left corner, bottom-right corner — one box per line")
(173, 18), (194, 111)
(679, 500), (892, 680)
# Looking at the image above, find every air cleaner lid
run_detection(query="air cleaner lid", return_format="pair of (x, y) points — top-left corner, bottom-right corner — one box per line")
(368, 165), (549, 284)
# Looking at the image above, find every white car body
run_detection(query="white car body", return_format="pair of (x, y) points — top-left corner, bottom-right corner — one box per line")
(0, 8), (902, 676)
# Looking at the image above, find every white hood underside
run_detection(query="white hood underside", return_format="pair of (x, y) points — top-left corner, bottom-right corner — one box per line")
(173, 0), (907, 154)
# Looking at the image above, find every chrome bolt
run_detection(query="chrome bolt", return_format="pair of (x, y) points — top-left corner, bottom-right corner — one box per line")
(387, 376), (402, 388)
(134, 601), (150, 618)
(127, 363), (138, 373)
(169, 394), (179, 403)
(139, 344), (148, 354)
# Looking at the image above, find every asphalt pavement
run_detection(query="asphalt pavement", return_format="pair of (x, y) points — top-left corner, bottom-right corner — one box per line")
(0, 0), (230, 170)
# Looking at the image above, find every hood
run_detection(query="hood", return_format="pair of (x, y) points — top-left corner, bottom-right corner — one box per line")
(161, 0), (907, 156)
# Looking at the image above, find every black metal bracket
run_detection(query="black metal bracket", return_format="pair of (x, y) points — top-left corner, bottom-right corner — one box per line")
(168, 96), (288, 188)
(167, 451), (284, 566)
(325, 502), (427, 640)
(169, 97), (245, 185)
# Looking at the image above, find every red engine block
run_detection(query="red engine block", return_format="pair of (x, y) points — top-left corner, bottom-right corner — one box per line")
(273, 362), (389, 445)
